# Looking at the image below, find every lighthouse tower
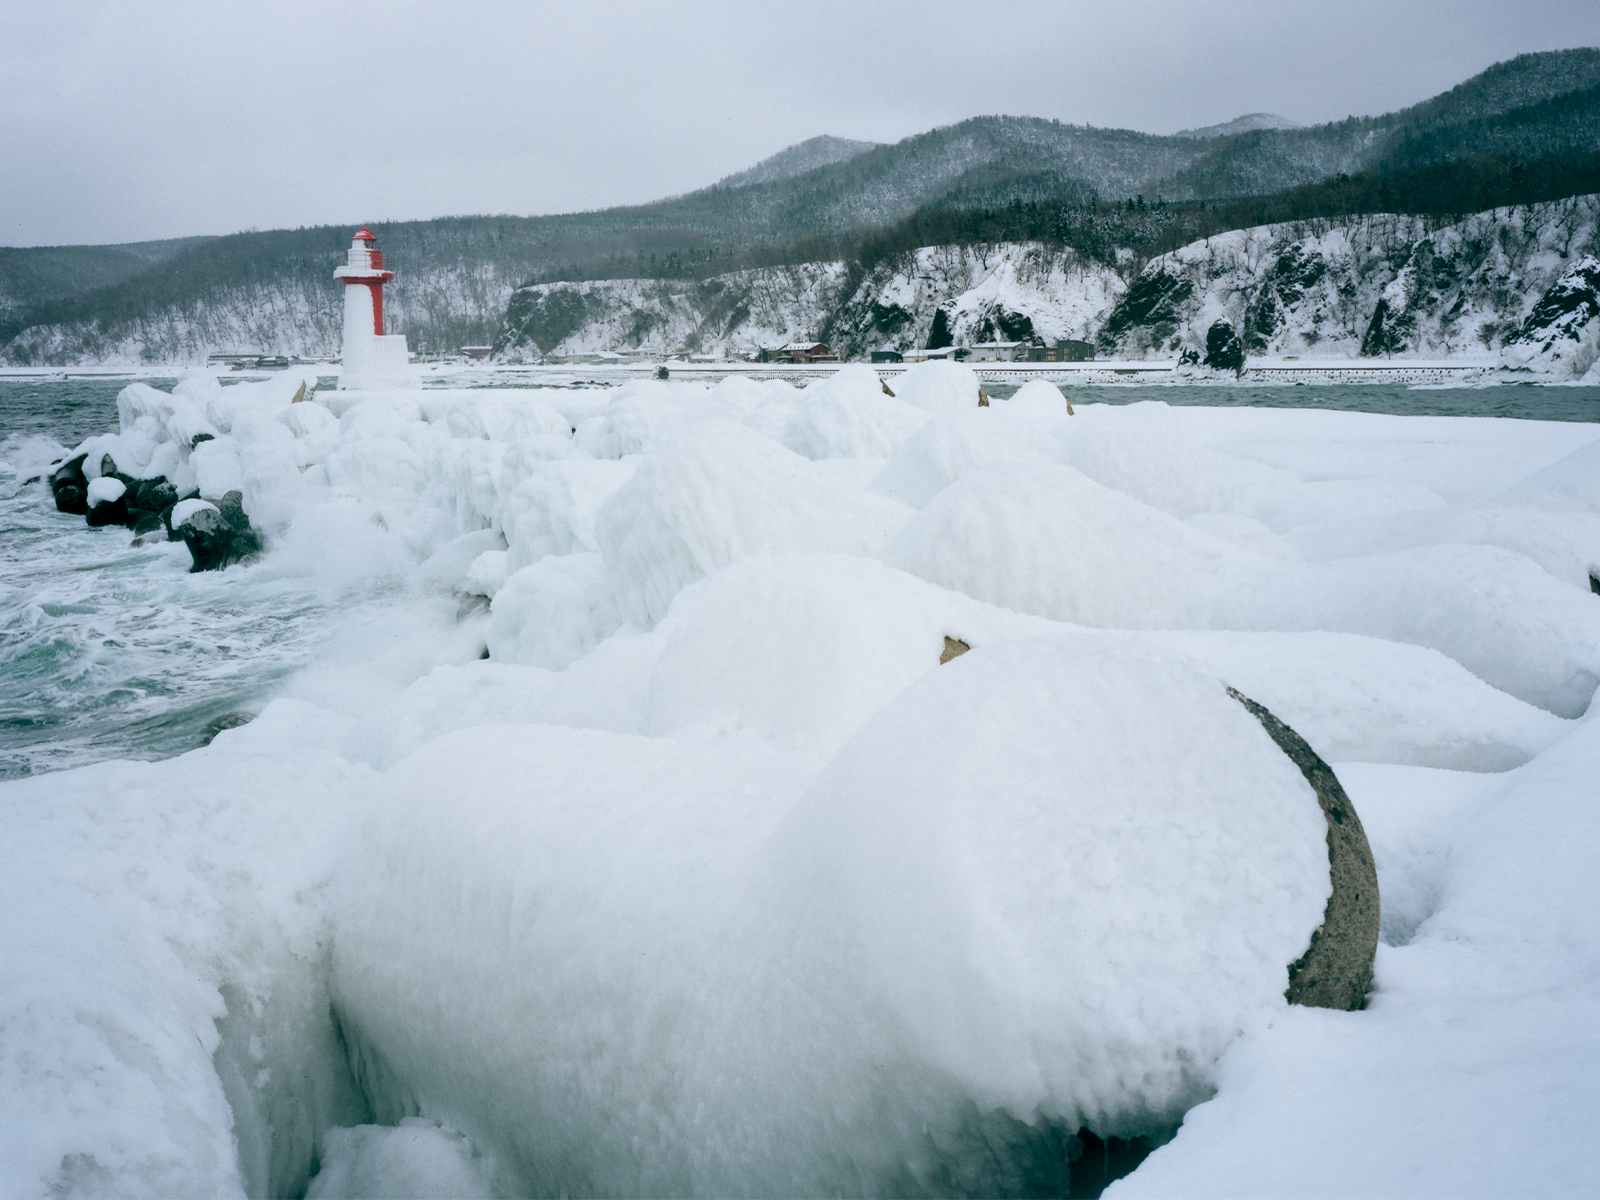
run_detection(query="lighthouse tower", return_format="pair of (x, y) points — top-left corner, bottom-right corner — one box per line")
(333, 227), (417, 390)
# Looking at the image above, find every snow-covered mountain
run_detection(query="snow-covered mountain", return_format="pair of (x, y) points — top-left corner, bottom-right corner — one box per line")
(5, 50), (1598, 368)
(10, 196), (1598, 377)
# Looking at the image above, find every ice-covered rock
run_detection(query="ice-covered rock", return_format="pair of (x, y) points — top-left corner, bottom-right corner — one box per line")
(780, 364), (929, 459)
(330, 635), (1333, 1197)
(1501, 254), (1600, 377)
(174, 490), (262, 572)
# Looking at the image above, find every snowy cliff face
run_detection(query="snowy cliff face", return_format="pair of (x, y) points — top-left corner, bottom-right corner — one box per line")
(825, 245), (1124, 357)
(495, 244), (1124, 361)
(495, 263), (852, 359)
(1097, 195), (1600, 367)
(2, 279), (344, 367)
(1501, 254), (1600, 378)
(499, 198), (1599, 369)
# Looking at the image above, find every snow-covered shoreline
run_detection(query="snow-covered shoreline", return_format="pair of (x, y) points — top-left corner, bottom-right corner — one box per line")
(4, 362), (1599, 1197)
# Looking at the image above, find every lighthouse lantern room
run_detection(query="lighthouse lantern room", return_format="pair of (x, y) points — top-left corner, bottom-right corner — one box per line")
(333, 227), (417, 390)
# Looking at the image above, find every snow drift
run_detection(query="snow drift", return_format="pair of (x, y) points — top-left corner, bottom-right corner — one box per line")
(4, 365), (1600, 1198)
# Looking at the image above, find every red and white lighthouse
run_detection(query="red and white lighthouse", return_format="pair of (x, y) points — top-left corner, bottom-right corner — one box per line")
(333, 227), (415, 389)
(334, 227), (394, 338)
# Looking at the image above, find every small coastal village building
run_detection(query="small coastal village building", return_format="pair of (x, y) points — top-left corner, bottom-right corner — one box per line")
(461, 345), (493, 360)
(1026, 339), (1096, 362)
(870, 349), (904, 363)
(902, 346), (967, 363)
(768, 342), (838, 364)
(966, 341), (1026, 362)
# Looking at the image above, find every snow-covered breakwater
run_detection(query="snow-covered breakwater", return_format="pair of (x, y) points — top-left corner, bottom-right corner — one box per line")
(3, 364), (1600, 1197)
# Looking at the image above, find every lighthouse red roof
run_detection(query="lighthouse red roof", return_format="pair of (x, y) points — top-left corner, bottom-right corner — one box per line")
(352, 227), (377, 241)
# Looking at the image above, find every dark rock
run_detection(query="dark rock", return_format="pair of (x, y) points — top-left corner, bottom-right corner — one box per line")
(1228, 687), (1379, 1011)
(50, 454), (89, 515)
(498, 285), (593, 357)
(1590, 573), (1599, 596)
(175, 490), (263, 572)
(1096, 269), (1194, 354)
(86, 494), (130, 527)
(1361, 297), (1402, 356)
(1203, 320), (1245, 373)
(131, 513), (167, 545)
(868, 302), (914, 341)
(939, 636), (970, 664)
(1242, 288), (1279, 353)
(201, 711), (255, 744)
(129, 477), (178, 516)
(1178, 346), (1200, 366)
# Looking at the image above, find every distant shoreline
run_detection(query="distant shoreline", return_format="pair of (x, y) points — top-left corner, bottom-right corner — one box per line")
(0, 357), (1550, 388)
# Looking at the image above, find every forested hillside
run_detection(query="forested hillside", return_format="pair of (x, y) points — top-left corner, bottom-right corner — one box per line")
(489, 195), (1600, 377)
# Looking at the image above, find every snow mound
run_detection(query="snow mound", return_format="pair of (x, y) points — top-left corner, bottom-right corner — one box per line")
(1151, 630), (1571, 771)
(331, 635), (1329, 1196)
(1004, 378), (1071, 417)
(645, 554), (1055, 756)
(596, 421), (911, 627)
(887, 464), (1600, 715)
(305, 1120), (491, 1200)
(892, 358), (986, 415)
(781, 363), (929, 459)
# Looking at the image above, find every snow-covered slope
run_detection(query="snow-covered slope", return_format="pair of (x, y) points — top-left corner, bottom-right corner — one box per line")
(827, 244), (1124, 356)
(16, 196), (1600, 374)
(494, 244), (1124, 361)
(495, 263), (853, 360)
(1098, 195), (1600, 368)
(1, 260), (523, 369)
(714, 134), (883, 190)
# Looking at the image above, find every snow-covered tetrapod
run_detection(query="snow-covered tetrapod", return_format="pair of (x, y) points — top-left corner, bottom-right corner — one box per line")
(334, 227), (418, 391)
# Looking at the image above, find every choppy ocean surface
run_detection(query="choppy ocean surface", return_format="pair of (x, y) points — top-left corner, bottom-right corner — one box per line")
(1, 374), (1596, 779)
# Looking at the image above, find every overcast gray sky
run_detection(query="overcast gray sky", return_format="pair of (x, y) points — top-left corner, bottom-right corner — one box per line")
(1, 0), (1593, 247)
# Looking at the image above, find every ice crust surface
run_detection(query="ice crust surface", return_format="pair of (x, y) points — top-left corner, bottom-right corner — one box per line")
(4, 366), (1600, 1198)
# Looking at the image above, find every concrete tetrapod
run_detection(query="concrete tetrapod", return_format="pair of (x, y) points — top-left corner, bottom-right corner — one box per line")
(1228, 686), (1379, 1010)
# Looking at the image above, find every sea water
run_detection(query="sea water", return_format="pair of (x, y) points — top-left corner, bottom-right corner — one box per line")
(1, 374), (1595, 780)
